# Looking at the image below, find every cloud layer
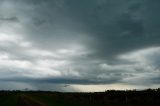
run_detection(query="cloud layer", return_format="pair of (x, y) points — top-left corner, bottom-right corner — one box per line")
(0, 0), (160, 91)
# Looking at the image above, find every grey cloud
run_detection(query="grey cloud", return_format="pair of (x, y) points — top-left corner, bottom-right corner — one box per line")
(0, 16), (19, 22)
(0, 76), (121, 85)
(150, 77), (160, 84)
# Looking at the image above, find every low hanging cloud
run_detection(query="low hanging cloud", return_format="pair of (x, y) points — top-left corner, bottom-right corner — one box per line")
(0, 0), (160, 91)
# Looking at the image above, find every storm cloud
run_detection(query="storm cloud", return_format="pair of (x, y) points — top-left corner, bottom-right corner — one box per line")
(0, 0), (160, 92)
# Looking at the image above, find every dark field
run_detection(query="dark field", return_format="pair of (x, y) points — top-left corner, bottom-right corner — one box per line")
(0, 89), (160, 106)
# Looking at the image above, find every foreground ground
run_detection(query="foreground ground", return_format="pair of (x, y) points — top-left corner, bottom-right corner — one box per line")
(0, 89), (160, 106)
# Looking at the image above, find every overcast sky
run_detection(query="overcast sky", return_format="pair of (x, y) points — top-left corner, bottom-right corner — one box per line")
(0, 0), (160, 92)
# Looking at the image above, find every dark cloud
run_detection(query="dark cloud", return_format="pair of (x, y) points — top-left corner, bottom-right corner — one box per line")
(57, 0), (160, 60)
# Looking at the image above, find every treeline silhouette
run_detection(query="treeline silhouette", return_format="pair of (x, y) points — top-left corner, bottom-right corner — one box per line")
(0, 88), (159, 106)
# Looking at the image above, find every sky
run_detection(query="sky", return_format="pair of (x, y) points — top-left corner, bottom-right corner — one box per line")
(0, 0), (160, 92)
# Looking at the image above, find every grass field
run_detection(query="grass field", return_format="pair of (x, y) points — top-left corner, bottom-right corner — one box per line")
(0, 89), (160, 106)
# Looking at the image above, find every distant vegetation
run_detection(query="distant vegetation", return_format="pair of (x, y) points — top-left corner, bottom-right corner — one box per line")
(0, 88), (160, 106)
